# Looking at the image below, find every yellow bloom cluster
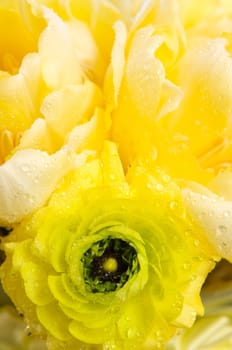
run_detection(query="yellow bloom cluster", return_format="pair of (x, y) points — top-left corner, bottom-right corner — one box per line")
(1, 0), (232, 349)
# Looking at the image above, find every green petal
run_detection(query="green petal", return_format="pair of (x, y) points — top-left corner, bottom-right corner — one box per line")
(60, 303), (112, 328)
(37, 302), (71, 341)
(13, 240), (53, 306)
(69, 320), (114, 344)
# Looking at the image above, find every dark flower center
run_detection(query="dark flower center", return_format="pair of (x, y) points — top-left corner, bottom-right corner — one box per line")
(81, 237), (140, 293)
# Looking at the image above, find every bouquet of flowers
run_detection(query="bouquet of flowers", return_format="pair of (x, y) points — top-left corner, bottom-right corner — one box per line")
(1, 0), (232, 349)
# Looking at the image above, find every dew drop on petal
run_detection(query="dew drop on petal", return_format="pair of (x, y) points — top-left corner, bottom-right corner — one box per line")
(216, 225), (228, 237)
(169, 200), (178, 210)
(183, 262), (191, 270)
(155, 183), (163, 191)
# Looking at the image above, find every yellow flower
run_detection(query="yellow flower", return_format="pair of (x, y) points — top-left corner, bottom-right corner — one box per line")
(0, 0), (108, 226)
(1, 0), (232, 349)
(0, 142), (216, 350)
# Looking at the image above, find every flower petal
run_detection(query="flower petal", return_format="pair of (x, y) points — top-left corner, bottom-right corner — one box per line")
(41, 81), (102, 140)
(182, 189), (232, 261)
(0, 148), (84, 225)
(38, 7), (83, 89)
(37, 302), (71, 341)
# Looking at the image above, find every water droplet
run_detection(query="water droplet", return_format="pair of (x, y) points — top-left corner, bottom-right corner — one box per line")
(216, 225), (227, 236)
(126, 328), (135, 338)
(156, 184), (163, 191)
(224, 210), (231, 217)
(191, 273), (197, 281)
(184, 229), (192, 237)
(162, 174), (170, 183)
(25, 325), (32, 336)
(191, 310), (197, 323)
(21, 165), (30, 172)
(109, 174), (116, 181)
(194, 239), (200, 246)
(183, 262), (191, 270)
(34, 177), (39, 184)
(28, 197), (35, 205)
(169, 200), (178, 210)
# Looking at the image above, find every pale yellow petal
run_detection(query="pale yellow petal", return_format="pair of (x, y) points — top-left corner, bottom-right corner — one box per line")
(208, 170), (232, 201)
(38, 8), (83, 89)
(87, 0), (120, 62)
(19, 53), (47, 113)
(41, 81), (102, 139)
(0, 148), (84, 225)
(17, 118), (55, 153)
(182, 189), (232, 261)
(66, 20), (104, 84)
(104, 20), (127, 109)
(167, 38), (232, 159)
(65, 108), (108, 153)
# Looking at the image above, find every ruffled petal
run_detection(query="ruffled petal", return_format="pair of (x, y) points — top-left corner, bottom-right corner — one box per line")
(0, 148), (85, 225)
(182, 189), (232, 261)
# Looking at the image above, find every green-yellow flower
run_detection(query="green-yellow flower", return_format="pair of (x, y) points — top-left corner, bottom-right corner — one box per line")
(0, 142), (217, 349)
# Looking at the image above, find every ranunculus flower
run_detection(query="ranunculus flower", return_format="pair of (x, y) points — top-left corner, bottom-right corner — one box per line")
(0, 0), (107, 226)
(1, 0), (232, 349)
(0, 142), (216, 349)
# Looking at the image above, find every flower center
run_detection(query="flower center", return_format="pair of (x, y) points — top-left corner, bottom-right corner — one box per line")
(81, 237), (140, 293)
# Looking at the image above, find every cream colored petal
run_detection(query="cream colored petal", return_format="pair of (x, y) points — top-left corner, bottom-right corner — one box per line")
(156, 79), (183, 121)
(104, 20), (127, 110)
(41, 81), (102, 139)
(0, 148), (85, 225)
(208, 170), (232, 201)
(65, 116), (98, 152)
(130, 0), (155, 31)
(65, 108), (108, 153)
(19, 53), (47, 113)
(66, 20), (104, 84)
(182, 189), (232, 261)
(179, 0), (232, 29)
(16, 118), (55, 153)
(38, 7), (83, 89)
(112, 20), (127, 105)
(168, 38), (232, 157)
(125, 26), (165, 120)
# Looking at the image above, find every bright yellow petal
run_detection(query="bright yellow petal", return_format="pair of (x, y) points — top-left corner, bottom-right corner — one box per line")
(0, 0), (38, 74)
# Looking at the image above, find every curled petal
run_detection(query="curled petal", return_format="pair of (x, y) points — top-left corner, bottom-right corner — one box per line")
(37, 6), (83, 89)
(41, 81), (103, 139)
(104, 20), (127, 109)
(65, 108), (109, 153)
(0, 148), (85, 225)
(16, 118), (55, 153)
(182, 189), (232, 261)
